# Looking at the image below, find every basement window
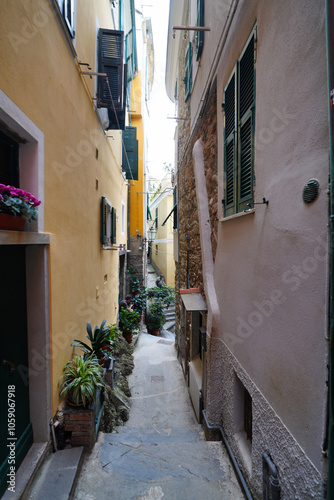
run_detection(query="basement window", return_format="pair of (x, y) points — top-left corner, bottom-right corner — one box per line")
(233, 373), (252, 471)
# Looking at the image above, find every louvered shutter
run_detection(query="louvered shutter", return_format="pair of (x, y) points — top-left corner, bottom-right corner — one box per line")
(111, 207), (117, 244)
(184, 43), (192, 101)
(98, 29), (124, 110)
(196, 0), (204, 60)
(122, 126), (138, 180)
(238, 32), (255, 211)
(108, 64), (127, 130)
(224, 72), (236, 216)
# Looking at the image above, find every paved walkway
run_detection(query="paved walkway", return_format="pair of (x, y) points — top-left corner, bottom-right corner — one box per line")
(73, 332), (244, 500)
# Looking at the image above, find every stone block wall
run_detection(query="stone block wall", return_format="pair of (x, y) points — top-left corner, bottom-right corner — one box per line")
(62, 405), (95, 448)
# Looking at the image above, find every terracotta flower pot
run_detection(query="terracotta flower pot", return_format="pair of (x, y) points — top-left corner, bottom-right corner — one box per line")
(0, 213), (26, 231)
(122, 332), (133, 344)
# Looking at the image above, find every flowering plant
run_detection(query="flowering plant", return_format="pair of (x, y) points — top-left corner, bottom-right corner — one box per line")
(0, 184), (41, 221)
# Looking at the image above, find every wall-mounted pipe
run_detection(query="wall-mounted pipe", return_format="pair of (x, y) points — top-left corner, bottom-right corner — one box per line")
(262, 453), (280, 500)
(202, 409), (253, 500)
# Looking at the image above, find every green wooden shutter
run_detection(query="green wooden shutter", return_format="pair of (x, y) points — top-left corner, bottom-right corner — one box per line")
(224, 71), (236, 216)
(238, 32), (255, 211)
(122, 126), (138, 180)
(98, 29), (124, 110)
(196, 0), (204, 60)
(111, 207), (116, 244)
(184, 42), (192, 101)
(101, 197), (108, 245)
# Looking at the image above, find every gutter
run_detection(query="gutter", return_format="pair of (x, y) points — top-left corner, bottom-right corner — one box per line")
(325, 1), (334, 497)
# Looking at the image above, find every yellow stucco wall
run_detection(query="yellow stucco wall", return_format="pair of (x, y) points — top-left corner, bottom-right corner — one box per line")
(0, 1), (128, 413)
(151, 189), (175, 287)
(129, 71), (144, 237)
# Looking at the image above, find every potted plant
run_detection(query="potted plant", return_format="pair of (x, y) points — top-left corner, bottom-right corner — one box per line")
(119, 308), (140, 343)
(146, 299), (166, 335)
(146, 286), (174, 335)
(71, 319), (116, 364)
(58, 355), (104, 407)
(0, 183), (41, 230)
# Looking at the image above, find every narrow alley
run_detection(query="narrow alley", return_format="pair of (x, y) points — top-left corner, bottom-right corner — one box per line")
(73, 330), (243, 500)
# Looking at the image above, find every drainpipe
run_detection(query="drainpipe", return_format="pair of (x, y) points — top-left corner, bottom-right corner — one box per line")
(326, 1), (334, 498)
(262, 453), (280, 500)
(202, 410), (253, 500)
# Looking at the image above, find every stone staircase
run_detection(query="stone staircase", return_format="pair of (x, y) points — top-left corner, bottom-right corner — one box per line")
(160, 305), (175, 340)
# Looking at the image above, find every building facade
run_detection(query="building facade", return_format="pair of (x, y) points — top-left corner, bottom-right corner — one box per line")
(166, 0), (331, 497)
(149, 172), (175, 287)
(0, 0), (141, 494)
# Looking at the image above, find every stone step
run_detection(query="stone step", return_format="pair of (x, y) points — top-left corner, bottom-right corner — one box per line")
(24, 447), (84, 500)
(164, 320), (175, 331)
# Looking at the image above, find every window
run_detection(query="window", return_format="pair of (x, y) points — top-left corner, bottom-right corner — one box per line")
(155, 207), (158, 228)
(196, 0), (204, 60)
(97, 29), (124, 111)
(122, 126), (138, 180)
(155, 244), (158, 256)
(0, 131), (19, 186)
(223, 26), (256, 217)
(56, 0), (75, 37)
(101, 197), (116, 246)
(184, 43), (192, 101)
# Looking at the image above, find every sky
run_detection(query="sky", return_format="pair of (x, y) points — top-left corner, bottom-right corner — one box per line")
(136, 0), (176, 180)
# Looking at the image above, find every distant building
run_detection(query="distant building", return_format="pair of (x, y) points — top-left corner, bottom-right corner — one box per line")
(149, 172), (175, 287)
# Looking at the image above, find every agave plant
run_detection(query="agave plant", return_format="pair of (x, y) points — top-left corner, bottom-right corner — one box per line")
(58, 355), (104, 407)
(71, 319), (116, 360)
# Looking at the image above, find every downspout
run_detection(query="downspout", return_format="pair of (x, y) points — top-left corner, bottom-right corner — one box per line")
(325, 1), (334, 498)
(193, 139), (252, 496)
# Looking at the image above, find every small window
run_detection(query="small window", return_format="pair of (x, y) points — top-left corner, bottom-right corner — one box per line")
(101, 196), (116, 246)
(56, 0), (75, 38)
(155, 244), (158, 256)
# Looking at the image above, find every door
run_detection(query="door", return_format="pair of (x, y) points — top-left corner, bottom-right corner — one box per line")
(0, 246), (33, 497)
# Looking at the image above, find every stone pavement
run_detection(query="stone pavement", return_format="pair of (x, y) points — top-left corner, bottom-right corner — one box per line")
(73, 332), (244, 500)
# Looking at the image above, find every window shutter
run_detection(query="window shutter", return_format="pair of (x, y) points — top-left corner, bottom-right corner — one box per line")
(125, 28), (135, 82)
(101, 196), (113, 245)
(184, 43), (192, 101)
(224, 72), (236, 216)
(196, 0), (204, 60)
(122, 126), (138, 180)
(98, 29), (124, 110)
(108, 64), (127, 130)
(111, 207), (117, 244)
(238, 33), (255, 210)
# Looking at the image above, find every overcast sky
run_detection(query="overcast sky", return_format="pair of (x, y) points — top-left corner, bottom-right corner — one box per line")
(136, 0), (176, 180)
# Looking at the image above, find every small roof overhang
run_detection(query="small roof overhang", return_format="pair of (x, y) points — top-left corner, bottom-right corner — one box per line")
(180, 290), (207, 311)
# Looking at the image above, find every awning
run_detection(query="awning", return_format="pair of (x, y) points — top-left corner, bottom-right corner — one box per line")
(181, 292), (207, 311)
(162, 204), (176, 226)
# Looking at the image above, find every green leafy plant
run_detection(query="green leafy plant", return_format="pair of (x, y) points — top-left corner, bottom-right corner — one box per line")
(146, 286), (174, 333)
(71, 319), (116, 360)
(119, 308), (140, 335)
(146, 299), (166, 332)
(0, 183), (41, 221)
(58, 355), (104, 407)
